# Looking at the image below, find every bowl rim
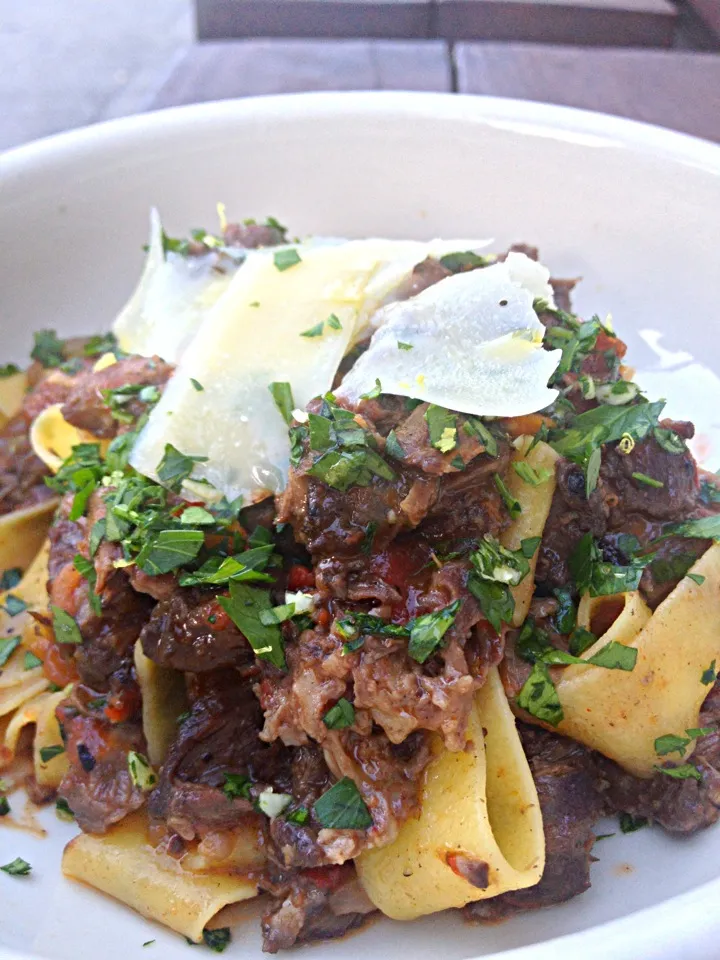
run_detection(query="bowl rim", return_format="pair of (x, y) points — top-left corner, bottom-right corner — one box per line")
(1, 89), (720, 960)
(2, 91), (720, 183)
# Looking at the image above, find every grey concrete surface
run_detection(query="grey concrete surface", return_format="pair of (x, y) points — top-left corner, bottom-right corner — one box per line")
(0, 0), (194, 151)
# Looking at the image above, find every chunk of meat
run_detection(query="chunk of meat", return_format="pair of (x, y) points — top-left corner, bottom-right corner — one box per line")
(223, 221), (286, 248)
(48, 491), (153, 688)
(261, 560), (489, 753)
(61, 355), (173, 438)
(57, 688), (146, 833)
(465, 724), (607, 922)
(140, 589), (253, 673)
(594, 681), (720, 834)
(268, 745), (335, 870)
(391, 403), (487, 476)
(278, 465), (437, 560)
(261, 865), (375, 954)
(148, 670), (284, 840)
(600, 428), (700, 528)
(418, 443), (511, 544)
(536, 458), (608, 590)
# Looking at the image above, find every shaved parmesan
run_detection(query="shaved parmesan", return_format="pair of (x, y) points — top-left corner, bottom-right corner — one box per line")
(337, 253), (561, 417)
(131, 241), (420, 501)
(113, 209), (241, 363)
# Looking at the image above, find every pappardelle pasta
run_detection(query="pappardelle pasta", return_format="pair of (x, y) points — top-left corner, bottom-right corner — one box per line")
(1, 214), (720, 953)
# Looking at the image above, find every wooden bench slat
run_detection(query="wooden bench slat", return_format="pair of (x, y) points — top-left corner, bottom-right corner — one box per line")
(455, 43), (720, 141)
(437, 0), (677, 46)
(150, 39), (452, 108)
(197, 0), (432, 40)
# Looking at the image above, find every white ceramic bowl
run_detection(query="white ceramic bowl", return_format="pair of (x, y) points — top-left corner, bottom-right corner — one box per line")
(1, 92), (720, 960)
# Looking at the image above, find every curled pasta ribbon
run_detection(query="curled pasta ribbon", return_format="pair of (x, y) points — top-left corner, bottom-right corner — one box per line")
(134, 640), (188, 768)
(500, 436), (559, 626)
(355, 668), (545, 920)
(557, 543), (720, 777)
(62, 813), (261, 942)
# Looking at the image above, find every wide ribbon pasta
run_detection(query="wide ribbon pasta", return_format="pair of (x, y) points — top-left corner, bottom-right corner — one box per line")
(556, 543), (720, 777)
(134, 641), (188, 768)
(62, 813), (261, 942)
(500, 437), (559, 626)
(355, 668), (544, 920)
(0, 541), (52, 725)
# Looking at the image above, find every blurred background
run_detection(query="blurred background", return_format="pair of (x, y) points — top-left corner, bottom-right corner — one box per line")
(2, 0), (719, 151)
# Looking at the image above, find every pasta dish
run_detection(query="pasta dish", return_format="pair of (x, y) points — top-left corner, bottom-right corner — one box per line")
(0, 213), (718, 952)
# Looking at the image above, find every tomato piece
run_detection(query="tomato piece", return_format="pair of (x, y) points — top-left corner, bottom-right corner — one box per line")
(302, 865), (347, 891)
(288, 565), (315, 590)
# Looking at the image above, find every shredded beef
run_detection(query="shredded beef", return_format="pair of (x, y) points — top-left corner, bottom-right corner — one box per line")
(48, 491), (153, 688)
(223, 222), (286, 249)
(595, 681), (720, 834)
(261, 865), (375, 954)
(535, 459), (608, 591)
(57, 686), (146, 833)
(61, 355), (173, 438)
(465, 724), (607, 922)
(149, 670), (285, 840)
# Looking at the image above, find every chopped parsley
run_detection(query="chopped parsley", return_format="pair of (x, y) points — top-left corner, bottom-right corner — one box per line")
(222, 773), (253, 801)
(619, 812), (648, 833)
(23, 651), (42, 670)
(326, 313), (343, 330)
(73, 554), (101, 615)
(137, 529), (205, 575)
(512, 462), (553, 486)
(467, 536), (532, 633)
(517, 662), (563, 726)
(408, 600), (462, 663)
(337, 600), (461, 664)
(0, 568), (21, 591)
(218, 582), (286, 669)
(425, 405), (457, 453)
(569, 533), (646, 597)
(1, 857), (31, 876)
(156, 443), (209, 491)
(632, 471), (664, 488)
(494, 475), (521, 519)
(31, 329), (66, 368)
(127, 751), (157, 790)
(202, 929), (231, 953)
(463, 417), (499, 457)
(702, 660), (717, 685)
(39, 745), (65, 763)
(663, 514), (720, 542)
(51, 605), (83, 645)
(397, 341), (413, 351)
(304, 393), (395, 492)
(654, 727), (714, 757)
(438, 251), (492, 272)
(0, 636), (20, 667)
(361, 378), (383, 401)
(0, 363), (20, 378)
(300, 322), (324, 338)
(0, 797), (9, 816)
(190, 378), (204, 392)
(323, 698), (355, 729)
(83, 332), (119, 357)
(384, 430), (405, 460)
(268, 381), (295, 424)
(3, 594), (27, 617)
(313, 777), (372, 830)
(654, 763), (702, 782)
(516, 618), (636, 671)
(273, 248), (302, 271)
